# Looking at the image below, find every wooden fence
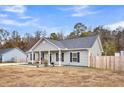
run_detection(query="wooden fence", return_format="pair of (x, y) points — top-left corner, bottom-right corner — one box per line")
(90, 56), (124, 71)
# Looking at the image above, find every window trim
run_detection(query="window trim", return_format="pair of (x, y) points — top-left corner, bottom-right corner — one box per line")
(56, 53), (59, 61)
(30, 54), (32, 60)
(33, 53), (35, 60)
(61, 53), (64, 62)
(71, 52), (80, 62)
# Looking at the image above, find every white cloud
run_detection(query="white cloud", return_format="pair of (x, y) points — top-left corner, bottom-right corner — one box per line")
(105, 21), (124, 30)
(19, 15), (33, 19)
(72, 11), (100, 17)
(60, 5), (101, 17)
(0, 14), (8, 18)
(0, 18), (40, 27)
(3, 5), (26, 14)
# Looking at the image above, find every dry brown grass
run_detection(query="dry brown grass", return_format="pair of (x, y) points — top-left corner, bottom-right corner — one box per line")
(0, 65), (124, 87)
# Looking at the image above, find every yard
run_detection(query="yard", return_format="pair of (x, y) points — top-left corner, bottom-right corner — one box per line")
(0, 65), (124, 87)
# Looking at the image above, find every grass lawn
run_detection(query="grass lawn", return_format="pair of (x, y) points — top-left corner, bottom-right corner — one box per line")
(0, 65), (124, 87)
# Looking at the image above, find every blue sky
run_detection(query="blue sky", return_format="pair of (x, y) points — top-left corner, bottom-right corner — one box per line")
(0, 5), (124, 36)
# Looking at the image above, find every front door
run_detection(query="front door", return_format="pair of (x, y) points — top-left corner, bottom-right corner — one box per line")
(41, 52), (44, 60)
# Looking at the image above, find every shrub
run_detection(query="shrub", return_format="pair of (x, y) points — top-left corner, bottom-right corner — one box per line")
(28, 62), (32, 64)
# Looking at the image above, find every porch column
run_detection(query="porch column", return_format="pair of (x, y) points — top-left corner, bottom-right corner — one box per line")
(31, 51), (34, 64)
(39, 51), (41, 63)
(58, 49), (61, 66)
(48, 51), (51, 65)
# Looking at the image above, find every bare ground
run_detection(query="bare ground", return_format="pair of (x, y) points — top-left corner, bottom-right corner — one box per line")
(0, 65), (124, 87)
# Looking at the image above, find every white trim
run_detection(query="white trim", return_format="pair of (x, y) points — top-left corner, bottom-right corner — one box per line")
(29, 37), (43, 51)
(28, 37), (61, 52)
(48, 51), (51, 65)
(62, 48), (90, 51)
(27, 36), (102, 53)
(58, 49), (61, 66)
(31, 52), (34, 64)
(91, 35), (103, 53)
(97, 35), (104, 52)
(44, 38), (60, 49)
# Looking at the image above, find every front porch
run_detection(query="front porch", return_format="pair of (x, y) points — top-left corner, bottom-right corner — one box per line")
(27, 50), (62, 66)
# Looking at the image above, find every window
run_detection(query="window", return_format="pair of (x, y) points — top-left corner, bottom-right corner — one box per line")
(56, 53), (59, 61)
(72, 53), (78, 62)
(61, 53), (64, 62)
(56, 52), (64, 62)
(30, 54), (32, 60)
(70, 52), (80, 62)
(33, 53), (35, 60)
(0, 55), (2, 61)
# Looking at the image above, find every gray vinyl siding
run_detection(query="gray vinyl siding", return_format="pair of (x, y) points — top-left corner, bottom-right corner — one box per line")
(2, 49), (26, 62)
(29, 50), (89, 66)
(51, 50), (88, 66)
(33, 40), (58, 51)
(91, 38), (102, 56)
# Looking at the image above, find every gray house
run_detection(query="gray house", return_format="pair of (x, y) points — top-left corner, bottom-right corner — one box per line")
(27, 35), (103, 66)
(0, 48), (27, 63)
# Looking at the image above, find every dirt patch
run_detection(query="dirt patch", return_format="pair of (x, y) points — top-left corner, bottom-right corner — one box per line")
(0, 66), (124, 87)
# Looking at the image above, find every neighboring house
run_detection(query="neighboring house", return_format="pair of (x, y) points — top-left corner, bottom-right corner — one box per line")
(27, 35), (103, 67)
(120, 51), (124, 56)
(0, 48), (27, 63)
(115, 52), (120, 56)
(115, 51), (124, 56)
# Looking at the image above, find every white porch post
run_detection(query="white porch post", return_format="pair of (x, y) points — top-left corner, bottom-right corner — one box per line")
(32, 51), (34, 64)
(58, 49), (61, 66)
(48, 51), (51, 65)
(39, 51), (41, 63)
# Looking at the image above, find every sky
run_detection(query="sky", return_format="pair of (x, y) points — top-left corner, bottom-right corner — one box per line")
(0, 5), (124, 36)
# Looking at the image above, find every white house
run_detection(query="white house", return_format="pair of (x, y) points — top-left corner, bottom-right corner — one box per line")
(0, 48), (27, 63)
(120, 51), (124, 56)
(115, 51), (124, 56)
(27, 35), (103, 67)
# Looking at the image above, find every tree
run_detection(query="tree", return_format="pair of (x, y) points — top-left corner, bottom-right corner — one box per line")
(74, 23), (87, 37)
(57, 31), (64, 40)
(11, 30), (21, 47)
(67, 32), (77, 39)
(103, 41), (116, 55)
(50, 33), (58, 40)
(80, 32), (92, 37)
(0, 29), (9, 45)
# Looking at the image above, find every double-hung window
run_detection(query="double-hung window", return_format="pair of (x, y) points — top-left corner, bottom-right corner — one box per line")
(70, 52), (80, 62)
(56, 53), (59, 61)
(56, 52), (64, 62)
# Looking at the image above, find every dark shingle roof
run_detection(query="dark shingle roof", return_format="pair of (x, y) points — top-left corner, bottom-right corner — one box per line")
(0, 48), (14, 55)
(46, 35), (98, 49)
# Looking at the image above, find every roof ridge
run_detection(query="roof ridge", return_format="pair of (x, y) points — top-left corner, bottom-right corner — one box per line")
(59, 34), (98, 41)
(46, 34), (98, 42)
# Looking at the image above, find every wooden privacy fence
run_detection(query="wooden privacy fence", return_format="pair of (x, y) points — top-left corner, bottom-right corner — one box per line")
(90, 56), (124, 71)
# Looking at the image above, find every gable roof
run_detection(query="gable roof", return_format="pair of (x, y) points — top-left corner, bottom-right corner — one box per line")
(28, 35), (102, 52)
(0, 48), (13, 55)
(0, 48), (26, 55)
(46, 35), (98, 49)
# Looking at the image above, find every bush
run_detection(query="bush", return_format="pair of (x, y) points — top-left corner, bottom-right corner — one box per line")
(44, 60), (48, 67)
(28, 62), (32, 64)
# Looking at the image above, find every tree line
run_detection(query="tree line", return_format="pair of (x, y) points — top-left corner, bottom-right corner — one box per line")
(0, 23), (124, 55)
